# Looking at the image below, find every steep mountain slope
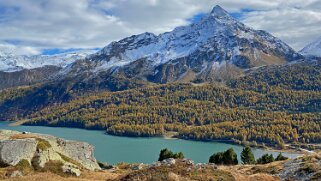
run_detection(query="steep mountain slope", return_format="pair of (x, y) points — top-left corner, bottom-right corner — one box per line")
(300, 36), (321, 58)
(60, 5), (302, 86)
(0, 66), (61, 90)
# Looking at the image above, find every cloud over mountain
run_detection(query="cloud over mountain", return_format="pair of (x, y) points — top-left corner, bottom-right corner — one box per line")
(0, 0), (319, 54)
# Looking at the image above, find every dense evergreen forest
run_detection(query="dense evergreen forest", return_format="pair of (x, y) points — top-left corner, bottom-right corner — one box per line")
(1, 60), (321, 148)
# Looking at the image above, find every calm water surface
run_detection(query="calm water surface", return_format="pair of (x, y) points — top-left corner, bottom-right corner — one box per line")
(0, 122), (300, 164)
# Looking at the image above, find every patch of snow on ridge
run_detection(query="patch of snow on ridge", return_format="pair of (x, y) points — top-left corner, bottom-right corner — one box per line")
(0, 49), (96, 72)
(300, 36), (321, 57)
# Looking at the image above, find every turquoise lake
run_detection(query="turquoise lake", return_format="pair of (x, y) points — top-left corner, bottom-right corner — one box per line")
(0, 122), (300, 164)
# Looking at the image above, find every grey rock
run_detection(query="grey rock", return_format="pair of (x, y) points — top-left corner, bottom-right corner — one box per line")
(0, 130), (101, 171)
(162, 158), (176, 166)
(9, 170), (23, 178)
(149, 161), (162, 168)
(58, 140), (100, 171)
(132, 163), (144, 170)
(182, 158), (194, 165)
(276, 155), (321, 181)
(62, 163), (81, 177)
(0, 139), (37, 166)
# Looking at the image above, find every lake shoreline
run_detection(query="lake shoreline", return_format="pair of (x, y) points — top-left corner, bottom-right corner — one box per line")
(8, 120), (310, 156)
(0, 121), (302, 164)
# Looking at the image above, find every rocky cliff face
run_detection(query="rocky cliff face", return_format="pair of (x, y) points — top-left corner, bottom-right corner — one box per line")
(0, 130), (100, 177)
(0, 66), (61, 90)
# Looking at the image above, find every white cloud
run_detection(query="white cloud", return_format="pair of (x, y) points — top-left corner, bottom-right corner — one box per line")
(0, 0), (319, 54)
(0, 43), (41, 56)
(242, 1), (321, 50)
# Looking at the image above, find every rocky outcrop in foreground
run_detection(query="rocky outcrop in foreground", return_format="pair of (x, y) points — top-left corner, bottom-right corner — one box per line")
(0, 130), (100, 178)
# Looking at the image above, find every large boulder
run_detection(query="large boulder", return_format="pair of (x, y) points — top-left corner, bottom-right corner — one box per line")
(0, 130), (101, 172)
(0, 139), (37, 166)
(57, 139), (100, 171)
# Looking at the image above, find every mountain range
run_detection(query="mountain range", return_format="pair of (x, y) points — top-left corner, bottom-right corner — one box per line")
(1, 5), (317, 91)
(0, 5), (320, 124)
(55, 5), (304, 87)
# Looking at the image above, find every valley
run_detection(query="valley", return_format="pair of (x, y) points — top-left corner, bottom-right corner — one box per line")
(0, 3), (321, 180)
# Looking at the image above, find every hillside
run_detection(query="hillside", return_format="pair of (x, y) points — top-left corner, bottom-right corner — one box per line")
(0, 60), (318, 151)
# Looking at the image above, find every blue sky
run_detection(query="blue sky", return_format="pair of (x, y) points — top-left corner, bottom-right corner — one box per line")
(42, 48), (100, 55)
(0, 0), (320, 55)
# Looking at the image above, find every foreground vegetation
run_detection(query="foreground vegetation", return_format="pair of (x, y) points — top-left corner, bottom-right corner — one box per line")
(2, 151), (320, 181)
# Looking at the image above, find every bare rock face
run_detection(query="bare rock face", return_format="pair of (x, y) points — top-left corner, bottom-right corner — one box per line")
(0, 139), (37, 166)
(0, 130), (101, 174)
(0, 66), (61, 90)
(276, 154), (321, 181)
(58, 140), (100, 171)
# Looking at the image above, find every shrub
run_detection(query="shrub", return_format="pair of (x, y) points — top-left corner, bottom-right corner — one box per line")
(275, 153), (288, 161)
(16, 159), (32, 173)
(42, 161), (65, 176)
(241, 146), (256, 164)
(209, 148), (238, 165)
(36, 138), (51, 151)
(256, 154), (275, 164)
(158, 148), (184, 161)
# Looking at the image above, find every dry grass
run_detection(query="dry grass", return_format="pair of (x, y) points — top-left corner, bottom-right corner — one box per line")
(117, 160), (235, 181)
(57, 153), (83, 169)
(9, 134), (39, 140)
(260, 53), (286, 65)
(4, 170), (120, 181)
(219, 161), (284, 181)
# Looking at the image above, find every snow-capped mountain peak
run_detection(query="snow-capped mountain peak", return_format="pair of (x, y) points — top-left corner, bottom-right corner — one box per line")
(84, 5), (300, 74)
(300, 36), (321, 57)
(53, 5), (303, 85)
(210, 5), (230, 18)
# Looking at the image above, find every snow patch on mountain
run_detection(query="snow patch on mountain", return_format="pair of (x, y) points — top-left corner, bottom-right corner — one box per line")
(300, 36), (321, 57)
(0, 49), (95, 72)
